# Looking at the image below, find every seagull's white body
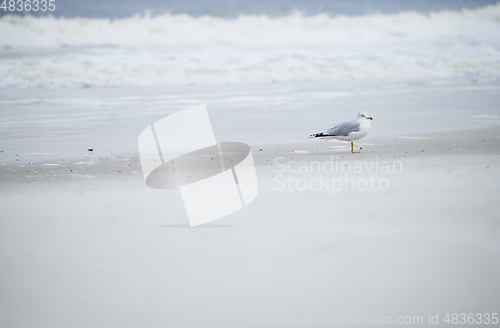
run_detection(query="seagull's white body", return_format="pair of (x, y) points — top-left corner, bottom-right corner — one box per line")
(327, 118), (371, 142)
(309, 112), (373, 153)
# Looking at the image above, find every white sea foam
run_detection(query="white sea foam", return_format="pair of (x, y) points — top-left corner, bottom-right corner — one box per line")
(1, 5), (500, 87)
(473, 114), (500, 124)
(1, 5), (500, 47)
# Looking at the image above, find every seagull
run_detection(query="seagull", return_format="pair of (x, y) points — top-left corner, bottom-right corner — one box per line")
(309, 112), (373, 153)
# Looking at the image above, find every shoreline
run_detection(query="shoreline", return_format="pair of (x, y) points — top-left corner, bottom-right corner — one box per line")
(1, 126), (499, 191)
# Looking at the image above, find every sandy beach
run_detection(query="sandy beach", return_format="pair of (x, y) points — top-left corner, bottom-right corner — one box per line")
(1, 127), (499, 327)
(2, 0), (500, 326)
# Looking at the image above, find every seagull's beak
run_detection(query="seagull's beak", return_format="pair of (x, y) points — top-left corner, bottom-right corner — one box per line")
(367, 117), (373, 120)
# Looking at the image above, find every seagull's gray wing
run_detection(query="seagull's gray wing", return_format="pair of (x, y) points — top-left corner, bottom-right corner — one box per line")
(324, 120), (360, 136)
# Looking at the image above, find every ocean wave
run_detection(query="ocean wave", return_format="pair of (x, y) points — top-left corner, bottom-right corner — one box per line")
(1, 5), (500, 87)
(1, 4), (500, 47)
(1, 48), (498, 87)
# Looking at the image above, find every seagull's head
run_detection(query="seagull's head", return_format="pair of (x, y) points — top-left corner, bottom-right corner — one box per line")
(357, 112), (373, 121)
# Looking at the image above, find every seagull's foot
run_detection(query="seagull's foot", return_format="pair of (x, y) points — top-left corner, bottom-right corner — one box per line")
(350, 142), (360, 153)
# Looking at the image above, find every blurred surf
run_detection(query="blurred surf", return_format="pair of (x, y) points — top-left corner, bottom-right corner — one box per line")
(0, 4), (499, 87)
(1, 4), (500, 47)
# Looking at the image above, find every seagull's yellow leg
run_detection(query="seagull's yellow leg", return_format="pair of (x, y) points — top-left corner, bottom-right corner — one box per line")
(351, 142), (359, 153)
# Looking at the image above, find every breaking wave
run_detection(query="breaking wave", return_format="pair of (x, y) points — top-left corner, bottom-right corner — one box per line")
(1, 4), (500, 87)
(1, 4), (500, 47)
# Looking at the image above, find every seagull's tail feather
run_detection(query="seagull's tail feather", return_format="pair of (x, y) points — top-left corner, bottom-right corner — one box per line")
(309, 131), (326, 139)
